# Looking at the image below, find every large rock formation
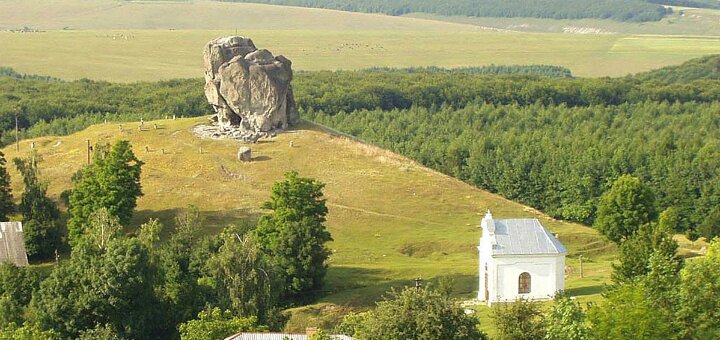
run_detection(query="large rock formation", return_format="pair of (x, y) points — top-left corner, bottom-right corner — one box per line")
(201, 36), (299, 142)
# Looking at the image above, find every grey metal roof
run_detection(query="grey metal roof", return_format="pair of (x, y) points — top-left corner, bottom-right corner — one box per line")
(0, 222), (29, 266)
(225, 333), (353, 340)
(491, 219), (567, 256)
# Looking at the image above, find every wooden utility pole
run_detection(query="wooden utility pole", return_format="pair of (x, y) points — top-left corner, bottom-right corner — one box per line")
(15, 110), (19, 152)
(86, 140), (91, 164)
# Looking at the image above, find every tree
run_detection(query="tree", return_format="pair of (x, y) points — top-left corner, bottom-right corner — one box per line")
(0, 263), (40, 327)
(698, 207), (720, 240)
(594, 175), (657, 244)
(611, 222), (680, 284)
(67, 140), (143, 246)
(13, 152), (61, 259)
(207, 231), (278, 326)
(543, 292), (589, 340)
(677, 238), (720, 339)
(587, 283), (672, 339)
(154, 207), (213, 337)
(0, 323), (60, 340)
(492, 297), (546, 340)
(178, 308), (267, 340)
(31, 238), (159, 339)
(0, 151), (14, 221)
(339, 286), (486, 340)
(255, 171), (332, 299)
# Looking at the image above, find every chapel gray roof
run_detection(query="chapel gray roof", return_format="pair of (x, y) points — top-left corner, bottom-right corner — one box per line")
(0, 222), (29, 267)
(491, 218), (567, 256)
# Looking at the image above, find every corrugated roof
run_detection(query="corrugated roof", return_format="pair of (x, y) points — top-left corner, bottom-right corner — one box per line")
(0, 222), (29, 266)
(491, 219), (567, 256)
(225, 333), (353, 340)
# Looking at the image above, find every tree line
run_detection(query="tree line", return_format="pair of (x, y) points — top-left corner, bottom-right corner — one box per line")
(0, 141), (333, 339)
(217, 0), (671, 22)
(2, 56), (719, 237)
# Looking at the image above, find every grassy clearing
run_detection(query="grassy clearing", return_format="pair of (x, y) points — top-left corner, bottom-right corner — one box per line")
(4, 116), (705, 333)
(2, 29), (720, 81)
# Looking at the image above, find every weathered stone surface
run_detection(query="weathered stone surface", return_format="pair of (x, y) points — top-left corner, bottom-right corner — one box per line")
(202, 36), (299, 142)
(238, 146), (252, 162)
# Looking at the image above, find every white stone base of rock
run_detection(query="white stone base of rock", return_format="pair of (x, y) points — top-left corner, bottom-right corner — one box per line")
(192, 124), (278, 143)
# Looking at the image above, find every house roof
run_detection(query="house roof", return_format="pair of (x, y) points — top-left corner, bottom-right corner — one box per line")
(490, 218), (567, 256)
(0, 222), (29, 267)
(225, 333), (353, 340)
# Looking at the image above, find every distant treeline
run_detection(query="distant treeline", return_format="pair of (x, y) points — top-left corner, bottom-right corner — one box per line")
(0, 67), (62, 82)
(0, 77), (209, 145)
(647, 0), (720, 9)
(2, 56), (720, 234)
(360, 65), (573, 78)
(217, 0), (670, 22)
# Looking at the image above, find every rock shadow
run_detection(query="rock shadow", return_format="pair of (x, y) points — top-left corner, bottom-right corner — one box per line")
(252, 155), (271, 162)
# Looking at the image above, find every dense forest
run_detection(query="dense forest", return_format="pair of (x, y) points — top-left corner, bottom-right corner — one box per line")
(217, 0), (671, 22)
(1, 56), (720, 237)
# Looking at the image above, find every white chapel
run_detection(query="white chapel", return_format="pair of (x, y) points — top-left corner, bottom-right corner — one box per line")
(478, 210), (566, 305)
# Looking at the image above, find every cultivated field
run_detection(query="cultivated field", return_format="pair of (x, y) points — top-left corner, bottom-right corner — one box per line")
(1, 1), (720, 80)
(1, 117), (636, 334)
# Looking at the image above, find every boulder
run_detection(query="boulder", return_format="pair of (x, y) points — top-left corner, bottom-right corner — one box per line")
(203, 36), (300, 138)
(237, 146), (252, 162)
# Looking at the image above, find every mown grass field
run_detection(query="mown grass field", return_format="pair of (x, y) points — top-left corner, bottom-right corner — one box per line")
(1, 117), (707, 334)
(2, 29), (720, 81)
(1, 1), (720, 79)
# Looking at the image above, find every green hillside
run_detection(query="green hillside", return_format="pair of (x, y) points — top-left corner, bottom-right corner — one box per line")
(2, 117), (628, 332)
(636, 54), (720, 83)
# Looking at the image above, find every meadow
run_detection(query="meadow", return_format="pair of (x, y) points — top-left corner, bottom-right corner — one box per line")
(0, 117), (658, 334)
(1, 1), (720, 80)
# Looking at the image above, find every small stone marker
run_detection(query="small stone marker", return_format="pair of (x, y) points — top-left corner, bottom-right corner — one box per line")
(237, 146), (252, 162)
(173, 114), (176, 120)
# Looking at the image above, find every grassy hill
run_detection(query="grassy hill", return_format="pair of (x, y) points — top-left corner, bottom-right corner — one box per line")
(3, 117), (708, 334)
(0, 117), (633, 333)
